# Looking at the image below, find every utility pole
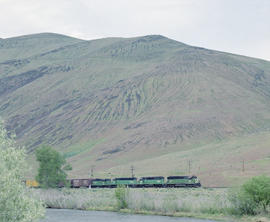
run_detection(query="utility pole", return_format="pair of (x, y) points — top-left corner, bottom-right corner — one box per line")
(242, 159), (245, 172)
(90, 165), (95, 177)
(188, 160), (191, 175)
(130, 165), (135, 178)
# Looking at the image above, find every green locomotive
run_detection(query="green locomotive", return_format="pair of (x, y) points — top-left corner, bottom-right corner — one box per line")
(91, 177), (138, 188)
(91, 179), (111, 188)
(88, 175), (201, 188)
(138, 176), (165, 187)
(166, 176), (201, 187)
(114, 177), (137, 187)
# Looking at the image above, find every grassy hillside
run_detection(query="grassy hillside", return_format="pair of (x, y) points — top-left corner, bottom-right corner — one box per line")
(1, 33), (270, 186)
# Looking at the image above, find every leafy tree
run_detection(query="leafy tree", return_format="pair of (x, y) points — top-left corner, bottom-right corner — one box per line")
(229, 175), (270, 215)
(35, 145), (72, 188)
(0, 120), (44, 222)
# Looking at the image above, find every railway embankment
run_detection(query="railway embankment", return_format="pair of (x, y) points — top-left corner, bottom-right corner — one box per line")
(31, 188), (270, 222)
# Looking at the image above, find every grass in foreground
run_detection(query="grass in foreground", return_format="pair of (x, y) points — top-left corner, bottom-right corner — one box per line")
(31, 188), (232, 220)
(32, 187), (270, 221)
(30, 175), (270, 222)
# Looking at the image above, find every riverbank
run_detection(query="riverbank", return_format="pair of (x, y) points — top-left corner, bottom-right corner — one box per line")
(31, 188), (269, 222)
(42, 208), (229, 222)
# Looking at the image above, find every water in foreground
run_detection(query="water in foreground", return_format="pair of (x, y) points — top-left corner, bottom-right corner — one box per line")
(41, 209), (222, 222)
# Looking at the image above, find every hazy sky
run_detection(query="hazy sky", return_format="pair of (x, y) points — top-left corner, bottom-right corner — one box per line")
(1, 0), (270, 61)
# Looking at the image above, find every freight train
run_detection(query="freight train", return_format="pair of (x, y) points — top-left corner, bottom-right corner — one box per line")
(26, 175), (201, 188)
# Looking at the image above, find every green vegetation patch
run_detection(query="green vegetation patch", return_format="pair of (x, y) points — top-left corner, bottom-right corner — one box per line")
(63, 138), (105, 159)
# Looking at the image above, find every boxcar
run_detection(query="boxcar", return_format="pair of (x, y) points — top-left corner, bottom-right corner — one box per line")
(81, 179), (92, 188)
(71, 179), (91, 188)
(139, 176), (165, 187)
(70, 179), (81, 188)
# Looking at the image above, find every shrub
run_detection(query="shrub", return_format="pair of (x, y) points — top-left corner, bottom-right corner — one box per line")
(229, 175), (270, 215)
(115, 185), (128, 209)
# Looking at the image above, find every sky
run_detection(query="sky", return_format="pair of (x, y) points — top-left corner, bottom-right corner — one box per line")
(1, 0), (270, 61)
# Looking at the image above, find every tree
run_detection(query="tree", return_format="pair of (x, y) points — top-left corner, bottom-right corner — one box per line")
(35, 145), (72, 188)
(229, 175), (270, 215)
(0, 120), (44, 222)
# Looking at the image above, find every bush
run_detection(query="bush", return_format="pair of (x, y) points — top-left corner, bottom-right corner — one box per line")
(0, 120), (44, 222)
(229, 175), (270, 215)
(115, 185), (128, 209)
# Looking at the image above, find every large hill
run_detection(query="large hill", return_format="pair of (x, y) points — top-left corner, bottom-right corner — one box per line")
(1, 33), (270, 186)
